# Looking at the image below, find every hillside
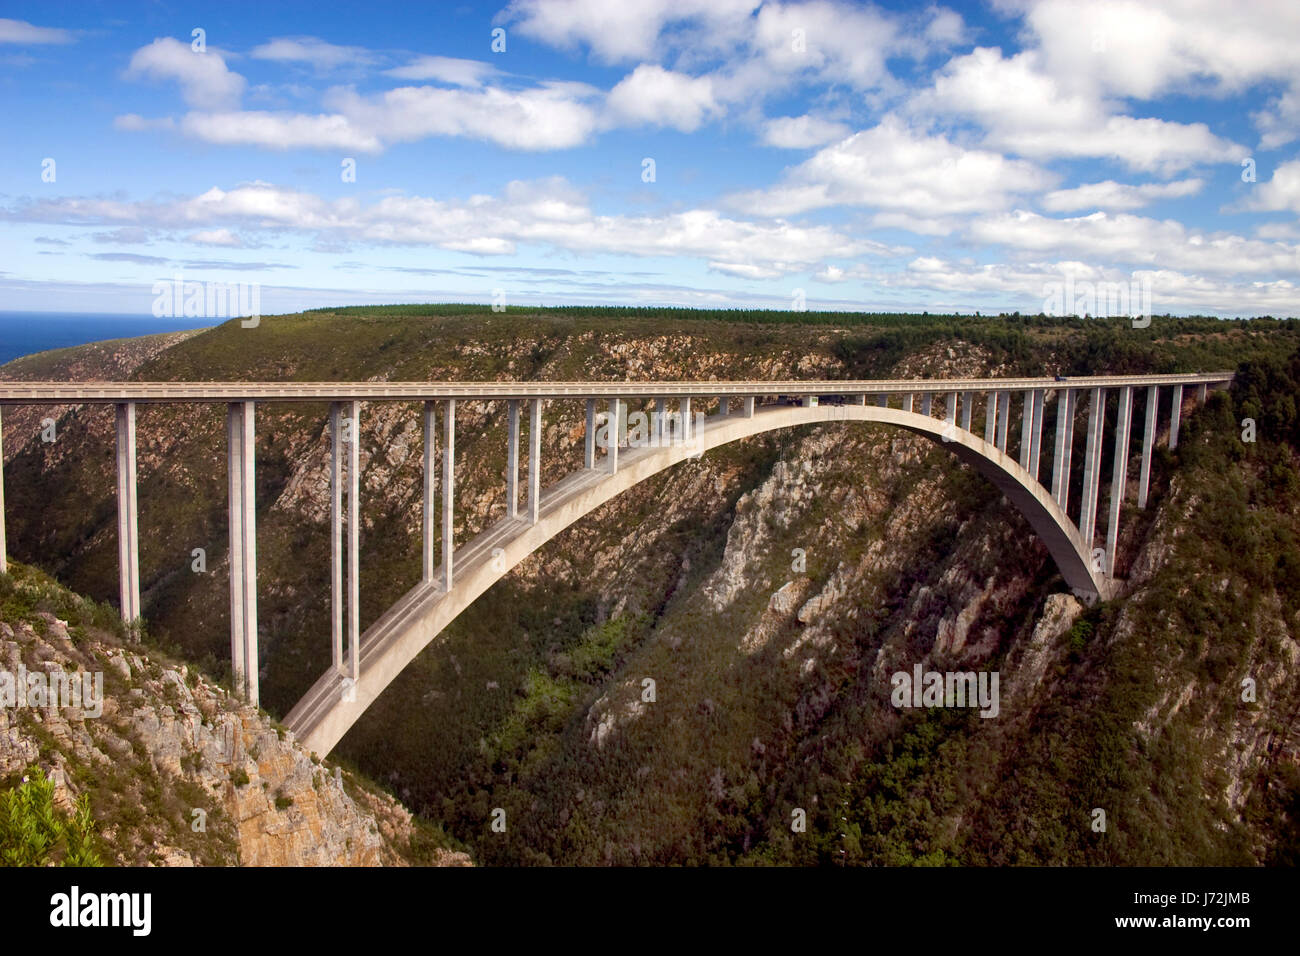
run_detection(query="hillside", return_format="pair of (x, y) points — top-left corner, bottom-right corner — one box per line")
(2, 306), (1298, 865)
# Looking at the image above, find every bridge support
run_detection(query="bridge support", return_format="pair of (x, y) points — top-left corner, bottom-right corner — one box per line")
(984, 393), (996, 444)
(226, 401), (257, 703)
(1197, 383), (1207, 404)
(1138, 386), (1157, 509)
(115, 403), (141, 625)
(1169, 384), (1184, 449)
(330, 403), (344, 672)
(742, 396), (756, 418)
(1079, 388), (1105, 548)
(960, 392), (972, 431)
(903, 393), (913, 413)
(679, 398), (692, 442)
(1028, 390), (1045, 481)
(528, 399), (542, 524)
(507, 400), (520, 519)
(945, 392), (957, 434)
(1051, 390), (1071, 507)
(1105, 386), (1133, 575)
(423, 402), (436, 582)
(346, 402), (360, 681)
(607, 399), (621, 473)
(584, 399), (596, 469)
(995, 391), (1010, 453)
(0, 408), (5, 575)
(921, 393), (933, 417)
(877, 394), (888, 409)
(1019, 390), (1034, 469)
(718, 396), (728, 417)
(443, 400), (455, 591)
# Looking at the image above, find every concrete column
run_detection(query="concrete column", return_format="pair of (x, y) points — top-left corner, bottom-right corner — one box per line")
(607, 399), (621, 474)
(1105, 387), (1134, 576)
(921, 393), (933, 417)
(116, 402), (140, 624)
(1051, 391), (1072, 506)
(346, 401), (359, 683)
(0, 407), (5, 575)
(1197, 383), (1207, 404)
(1061, 391), (1077, 511)
(585, 399), (596, 469)
(442, 399), (455, 591)
(1079, 388), (1105, 547)
(876, 394), (888, 408)
(742, 396), (756, 417)
(996, 391), (1010, 452)
(800, 395), (817, 408)
(422, 402), (436, 583)
(717, 396), (728, 417)
(679, 397), (691, 443)
(1138, 386), (1158, 509)
(656, 398), (668, 442)
(984, 393), (997, 445)
(960, 392), (972, 432)
(1169, 384), (1184, 449)
(945, 392), (957, 432)
(1019, 390), (1034, 469)
(1028, 390), (1045, 481)
(528, 399), (542, 525)
(903, 393), (913, 413)
(330, 403), (344, 673)
(850, 394), (866, 406)
(226, 401), (257, 703)
(506, 400), (520, 519)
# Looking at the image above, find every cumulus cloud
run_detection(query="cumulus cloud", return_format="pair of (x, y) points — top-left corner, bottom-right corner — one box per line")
(126, 38), (246, 110)
(912, 46), (1242, 173)
(1041, 178), (1204, 212)
(761, 115), (851, 148)
(969, 209), (1300, 276)
(1240, 159), (1300, 215)
(729, 115), (1054, 218)
(605, 65), (721, 131)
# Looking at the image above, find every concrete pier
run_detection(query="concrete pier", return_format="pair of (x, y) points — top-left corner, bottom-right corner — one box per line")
(226, 401), (257, 703)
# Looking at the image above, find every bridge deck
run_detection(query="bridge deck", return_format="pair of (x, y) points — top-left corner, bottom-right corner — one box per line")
(0, 372), (1233, 404)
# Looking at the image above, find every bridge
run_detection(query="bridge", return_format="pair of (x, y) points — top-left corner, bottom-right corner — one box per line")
(0, 372), (1231, 756)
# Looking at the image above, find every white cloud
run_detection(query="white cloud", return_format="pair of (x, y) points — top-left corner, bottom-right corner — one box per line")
(913, 46), (1242, 173)
(1041, 178), (1203, 212)
(126, 38), (246, 110)
(323, 83), (600, 150)
(180, 110), (382, 152)
(2, 178), (873, 277)
(730, 115), (1053, 218)
(885, 255), (1300, 315)
(969, 209), (1300, 276)
(250, 37), (376, 69)
(605, 65), (721, 131)
(186, 228), (243, 247)
(385, 56), (499, 87)
(499, 0), (758, 63)
(1241, 159), (1300, 215)
(0, 18), (73, 44)
(113, 113), (177, 132)
(761, 114), (851, 148)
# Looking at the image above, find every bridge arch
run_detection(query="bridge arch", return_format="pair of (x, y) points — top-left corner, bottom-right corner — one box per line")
(285, 401), (1102, 756)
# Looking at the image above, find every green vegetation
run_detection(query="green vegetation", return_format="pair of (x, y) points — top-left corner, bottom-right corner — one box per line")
(0, 770), (102, 867)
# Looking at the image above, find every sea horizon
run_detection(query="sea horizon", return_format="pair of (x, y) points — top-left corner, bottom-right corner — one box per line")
(0, 310), (219, 366)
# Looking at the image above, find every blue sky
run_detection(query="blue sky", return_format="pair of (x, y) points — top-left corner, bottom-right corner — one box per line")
(1, 0), (1298, 317)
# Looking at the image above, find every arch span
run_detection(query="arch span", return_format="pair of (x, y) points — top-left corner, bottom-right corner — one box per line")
(285, 401), (1102, 757)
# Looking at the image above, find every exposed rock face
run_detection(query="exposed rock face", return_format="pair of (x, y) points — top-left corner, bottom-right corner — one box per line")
(0, 603), (470, 867)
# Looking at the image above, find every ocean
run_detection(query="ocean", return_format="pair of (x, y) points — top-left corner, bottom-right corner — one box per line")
(0, 311), (218, 366)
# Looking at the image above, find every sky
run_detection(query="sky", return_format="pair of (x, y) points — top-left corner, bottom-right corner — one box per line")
(0, 0), (1298, 318)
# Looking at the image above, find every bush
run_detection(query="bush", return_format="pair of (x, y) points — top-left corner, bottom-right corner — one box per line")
(0, 770), (103, 867)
